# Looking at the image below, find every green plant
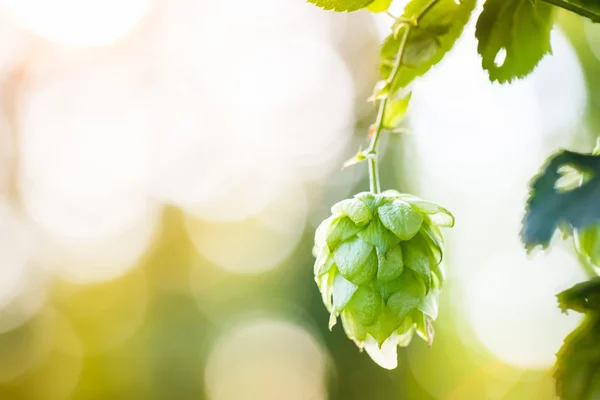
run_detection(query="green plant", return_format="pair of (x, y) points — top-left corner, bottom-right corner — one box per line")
(307, 0), (600, 397)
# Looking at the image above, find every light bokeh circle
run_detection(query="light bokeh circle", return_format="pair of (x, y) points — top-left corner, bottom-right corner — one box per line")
(205, 318), (329, 400)
(4, 0), (150, 46)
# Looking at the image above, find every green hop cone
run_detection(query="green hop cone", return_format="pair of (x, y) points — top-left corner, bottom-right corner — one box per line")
(313, 190), (454, 369)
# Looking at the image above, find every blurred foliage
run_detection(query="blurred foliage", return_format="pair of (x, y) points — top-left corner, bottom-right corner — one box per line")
(555, 279), (600, 400)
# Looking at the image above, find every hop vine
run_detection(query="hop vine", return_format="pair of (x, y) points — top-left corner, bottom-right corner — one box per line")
(308, 0), (600, 396)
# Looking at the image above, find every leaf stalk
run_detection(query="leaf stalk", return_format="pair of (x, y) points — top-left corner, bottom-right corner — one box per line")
(540, 0), (600, 22)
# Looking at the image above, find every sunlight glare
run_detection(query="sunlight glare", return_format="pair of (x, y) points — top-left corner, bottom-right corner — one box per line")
(4, 0), (149, 46)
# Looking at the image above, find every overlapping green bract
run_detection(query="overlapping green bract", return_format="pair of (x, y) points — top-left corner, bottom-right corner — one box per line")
(313, 190), (453, 369)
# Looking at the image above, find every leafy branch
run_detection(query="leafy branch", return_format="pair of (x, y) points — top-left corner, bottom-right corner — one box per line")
(365, 20), (410, 194)
(308, 0), (600, 396)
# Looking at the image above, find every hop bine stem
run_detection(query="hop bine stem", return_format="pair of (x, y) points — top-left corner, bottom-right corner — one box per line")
(364, 0), (440, 194)
(365, 24), (411, 194)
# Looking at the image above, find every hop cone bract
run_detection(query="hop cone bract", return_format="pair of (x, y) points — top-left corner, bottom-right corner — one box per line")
(313, 190), (454, 369)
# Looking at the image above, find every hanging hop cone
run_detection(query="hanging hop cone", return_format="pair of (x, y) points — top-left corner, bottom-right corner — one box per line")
(313, 190), (454, 369)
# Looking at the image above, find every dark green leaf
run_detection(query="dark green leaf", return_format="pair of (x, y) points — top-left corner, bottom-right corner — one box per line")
(521, 150), (600, 249)
(557, 278), (600, 314)
(555, 316), (600, 400)
(475, 0), (555, 83)
(307, 0), (375, 12)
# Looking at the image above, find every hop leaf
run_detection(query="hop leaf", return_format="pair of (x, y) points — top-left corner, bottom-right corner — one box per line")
(379, 0), (476, 95)
(521, 150), (600, 250)
(555, 279), (600, 400)
(307, 0), (375, 12)
(313, 191), (453, 368)
(475, 0), (555, 83)
(367, 0), (392, 12)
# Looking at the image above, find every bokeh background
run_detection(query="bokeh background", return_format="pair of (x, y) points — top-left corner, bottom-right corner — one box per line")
(0, 0), (598, 399)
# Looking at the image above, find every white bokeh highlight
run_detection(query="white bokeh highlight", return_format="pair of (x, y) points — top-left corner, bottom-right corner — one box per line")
(19, 65), (159, 283)
(3, 0), (149, 46)
(404, 27), (588, 368)
(205, 318), (328, 400)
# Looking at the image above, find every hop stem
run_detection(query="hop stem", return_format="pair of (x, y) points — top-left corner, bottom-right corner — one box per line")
(365, 25), (411, 194)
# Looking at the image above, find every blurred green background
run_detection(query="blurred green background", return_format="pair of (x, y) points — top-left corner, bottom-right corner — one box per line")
(0, 1), (598, 399)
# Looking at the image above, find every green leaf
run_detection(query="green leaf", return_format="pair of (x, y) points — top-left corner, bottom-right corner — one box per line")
(378, 200), (424, 241)
(332, 274), (359, 312)
(334, 237), (377, 285)
(576, 223), (600, 266)
(555, 279), (600, 399)
(307, 0), (375, 12)
(383, 92), (412, 130)
(380, 0), (476, 94)
(367, 0), (392, 12)
(555, 316), (600, 400)
(347, 286), (384, 326)
(521, 150), (600, 249)
(326, 216), (361, 251)
(557, 278), (600, 314)
(475, 0), (555, 83)
(332, 198), (373, 227)
(376, 245), (404, 282)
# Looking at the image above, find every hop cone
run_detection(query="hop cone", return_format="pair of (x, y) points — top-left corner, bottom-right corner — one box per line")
(313, 190), (453, 369)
